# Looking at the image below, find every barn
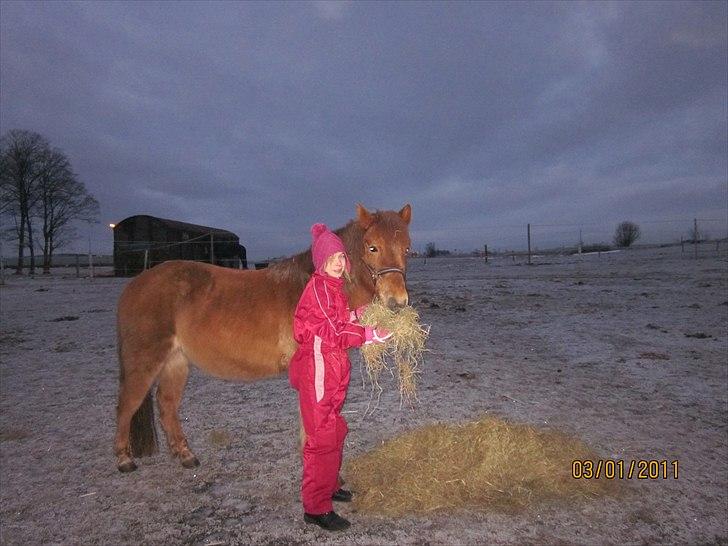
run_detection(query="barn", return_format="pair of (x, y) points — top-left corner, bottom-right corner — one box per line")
(112, 215), (247, 276)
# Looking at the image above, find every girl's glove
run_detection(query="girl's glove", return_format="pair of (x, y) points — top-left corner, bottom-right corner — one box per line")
(350, 304), (370, 322)
(364, 326), (393, 345)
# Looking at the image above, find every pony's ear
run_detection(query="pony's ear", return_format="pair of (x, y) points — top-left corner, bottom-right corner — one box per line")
(356, 203), (375, 229)
(398, 204), (412, 224)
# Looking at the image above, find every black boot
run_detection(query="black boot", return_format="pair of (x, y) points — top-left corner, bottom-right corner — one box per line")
(332, 488), (353, 502)
(303, 511), (351, 531)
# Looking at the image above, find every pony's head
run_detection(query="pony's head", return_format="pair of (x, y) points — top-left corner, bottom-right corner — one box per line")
(356, 203), (412, 310)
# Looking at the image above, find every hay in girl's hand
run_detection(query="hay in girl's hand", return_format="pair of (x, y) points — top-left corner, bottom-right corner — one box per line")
(359, 301), (429, 403)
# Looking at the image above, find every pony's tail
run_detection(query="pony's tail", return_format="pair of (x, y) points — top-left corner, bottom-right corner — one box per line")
(130, 391), (158, 457)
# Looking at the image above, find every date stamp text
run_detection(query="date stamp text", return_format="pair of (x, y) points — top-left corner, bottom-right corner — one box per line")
(571, 459), (678, 480)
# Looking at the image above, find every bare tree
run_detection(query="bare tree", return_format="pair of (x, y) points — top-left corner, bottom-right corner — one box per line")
(0, 130), (49, 274)
(34, 148), (99, 273)
(1, 130), (99, 274)
(613, 221), (641, 248)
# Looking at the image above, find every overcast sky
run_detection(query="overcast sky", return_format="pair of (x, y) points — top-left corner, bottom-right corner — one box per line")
(1, 0), (726, 259)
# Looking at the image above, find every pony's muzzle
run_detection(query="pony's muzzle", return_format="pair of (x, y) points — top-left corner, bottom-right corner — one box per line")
(386, 296), (408, 311)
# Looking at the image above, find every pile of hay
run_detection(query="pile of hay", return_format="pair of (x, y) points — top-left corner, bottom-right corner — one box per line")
(345, 416), (620, 516)
(358, 301), (429, 403)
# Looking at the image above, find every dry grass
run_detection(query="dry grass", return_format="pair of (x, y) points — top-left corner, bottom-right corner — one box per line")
(358, 301), (430, 404)
(345, 416), (620, 516)
(0, 428), (30, 442)
(208, 429), (232, 448)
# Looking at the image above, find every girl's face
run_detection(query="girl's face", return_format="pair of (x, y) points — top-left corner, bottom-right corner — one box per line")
(324, 252), (346, 278)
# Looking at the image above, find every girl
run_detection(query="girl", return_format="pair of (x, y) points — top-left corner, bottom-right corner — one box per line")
(289, 223), (390, 531)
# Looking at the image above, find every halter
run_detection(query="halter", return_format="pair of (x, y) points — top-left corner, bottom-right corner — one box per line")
(361, 259), (406, 285)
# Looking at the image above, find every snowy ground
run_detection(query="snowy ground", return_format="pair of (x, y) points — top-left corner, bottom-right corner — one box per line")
(1, 245), (726, 545)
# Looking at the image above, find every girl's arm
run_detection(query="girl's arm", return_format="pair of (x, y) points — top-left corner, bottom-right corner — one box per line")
(295, 277), (366, 349)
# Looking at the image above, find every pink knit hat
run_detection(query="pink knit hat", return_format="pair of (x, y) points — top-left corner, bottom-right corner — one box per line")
(311, 223), (350, 273)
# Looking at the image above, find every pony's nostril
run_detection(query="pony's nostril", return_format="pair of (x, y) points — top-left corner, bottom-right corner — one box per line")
(386, 297), (407, 311)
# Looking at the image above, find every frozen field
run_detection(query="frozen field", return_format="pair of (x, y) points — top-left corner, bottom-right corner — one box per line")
(1, 245), (726, 545)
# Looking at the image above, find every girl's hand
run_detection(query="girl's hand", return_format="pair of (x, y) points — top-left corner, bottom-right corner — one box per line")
(350, 304), (369, 322)
(352, 305), (369, 321)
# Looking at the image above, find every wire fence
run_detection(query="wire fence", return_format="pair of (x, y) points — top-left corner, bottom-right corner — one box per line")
(414, 217), (728, 257)
(2, 217), (725, 281)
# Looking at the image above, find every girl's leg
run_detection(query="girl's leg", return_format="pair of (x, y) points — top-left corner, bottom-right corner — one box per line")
(299, 390), (339, 514)
(333, 414), (348, 490)
(333, 356), (351, 491)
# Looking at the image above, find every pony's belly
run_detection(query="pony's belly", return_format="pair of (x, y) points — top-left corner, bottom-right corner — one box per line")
(177, 330), (294, 381)
(183, 346), (287, 380)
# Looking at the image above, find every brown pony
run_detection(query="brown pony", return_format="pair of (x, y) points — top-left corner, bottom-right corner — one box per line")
(114, 204), (412, 472)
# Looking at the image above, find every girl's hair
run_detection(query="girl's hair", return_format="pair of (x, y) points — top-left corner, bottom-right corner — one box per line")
(324, 252), (351, 282)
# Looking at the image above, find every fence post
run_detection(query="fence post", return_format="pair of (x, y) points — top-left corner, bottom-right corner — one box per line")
(527, 224), (532, 265)
(143, 249), (149, 270)
(210, 233), (215, 264)
(484, 244), (488, 263)
(578, 228), (583, 254)
(694, 218), (698, 259)
(0, 221), (3, 285)
(0, 229), (4, 286)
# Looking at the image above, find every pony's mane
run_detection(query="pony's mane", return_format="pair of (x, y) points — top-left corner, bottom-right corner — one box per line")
(266, 250), (312, 287)
(266, 219), (365, 286)
(338, 220), (365, 275)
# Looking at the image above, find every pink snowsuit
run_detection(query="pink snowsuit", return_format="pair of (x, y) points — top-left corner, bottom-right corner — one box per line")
(289, 271), (366, 515)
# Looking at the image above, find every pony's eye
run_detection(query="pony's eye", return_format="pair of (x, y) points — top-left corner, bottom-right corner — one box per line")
(405, 247), (410, 254)
(368, 245), (378, 253)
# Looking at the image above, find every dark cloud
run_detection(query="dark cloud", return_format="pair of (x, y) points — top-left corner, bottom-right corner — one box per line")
(1, 0), (725, 258)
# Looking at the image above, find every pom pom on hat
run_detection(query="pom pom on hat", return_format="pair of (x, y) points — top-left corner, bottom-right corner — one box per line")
(311, 223), (328, 238)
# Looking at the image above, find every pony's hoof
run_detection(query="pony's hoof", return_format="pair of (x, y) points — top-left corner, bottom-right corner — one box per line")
(181, 455), (200, 468)
(118, 460), (138, 473)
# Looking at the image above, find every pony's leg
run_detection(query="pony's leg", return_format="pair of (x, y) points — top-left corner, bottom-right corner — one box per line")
(115, 369), (158, 472)
(156, 350), (199, 468)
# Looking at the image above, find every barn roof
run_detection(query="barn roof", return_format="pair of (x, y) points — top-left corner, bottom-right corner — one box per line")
(117, 215), (238, 238)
